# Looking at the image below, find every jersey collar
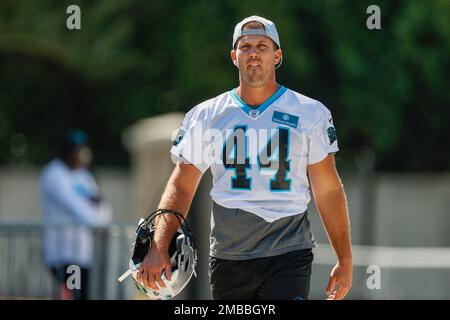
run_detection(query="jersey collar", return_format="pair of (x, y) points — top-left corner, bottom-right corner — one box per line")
(231, 85), (287, 119)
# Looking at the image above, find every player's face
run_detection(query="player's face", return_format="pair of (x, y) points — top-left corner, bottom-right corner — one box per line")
(232, 35), (282, 87)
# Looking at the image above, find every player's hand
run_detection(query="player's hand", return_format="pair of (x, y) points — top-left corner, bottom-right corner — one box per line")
(137, 240), (172, 291)
(325, 261), (353, 300)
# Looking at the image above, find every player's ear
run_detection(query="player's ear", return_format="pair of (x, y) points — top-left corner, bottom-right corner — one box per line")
(231, 50), (238, 67)
(274, 48), (282, 65)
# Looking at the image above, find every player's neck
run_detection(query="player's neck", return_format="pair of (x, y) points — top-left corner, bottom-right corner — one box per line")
(236, 81), (280, 108)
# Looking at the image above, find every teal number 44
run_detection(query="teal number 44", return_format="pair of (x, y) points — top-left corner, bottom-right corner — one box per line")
(222, 126), (291, 191)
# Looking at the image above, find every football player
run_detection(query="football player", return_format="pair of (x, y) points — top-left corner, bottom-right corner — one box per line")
(138, 16), (352, 300)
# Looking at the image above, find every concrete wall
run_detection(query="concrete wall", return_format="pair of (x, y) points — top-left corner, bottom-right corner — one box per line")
(304, 172), (450, 247)
(0, 166), (132, 224)
(374, 174), (450, 246)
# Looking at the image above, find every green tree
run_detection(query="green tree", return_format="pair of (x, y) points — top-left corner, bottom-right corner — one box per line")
(0, 0), (448, 171)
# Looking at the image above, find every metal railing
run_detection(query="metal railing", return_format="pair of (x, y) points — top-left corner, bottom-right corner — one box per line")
(0, 223), (137, 300)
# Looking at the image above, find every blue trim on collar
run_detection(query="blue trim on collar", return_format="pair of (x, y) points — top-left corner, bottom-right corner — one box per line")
(231, 85), (287, 118)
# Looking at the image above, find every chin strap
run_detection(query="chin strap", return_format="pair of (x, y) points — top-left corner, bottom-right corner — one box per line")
(137, 208), (197, 250)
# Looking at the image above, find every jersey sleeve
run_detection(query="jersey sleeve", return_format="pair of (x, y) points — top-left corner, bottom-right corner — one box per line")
(170, 106), (210, 173)
(307, 107), (339, 165)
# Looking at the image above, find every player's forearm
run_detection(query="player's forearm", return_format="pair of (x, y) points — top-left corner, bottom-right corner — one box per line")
(315, 186), (352, 264)
(152, 169), (199, 251)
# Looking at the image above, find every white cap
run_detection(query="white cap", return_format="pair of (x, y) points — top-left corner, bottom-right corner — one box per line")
(233, 15), (281, 49)
(232, 15), (282, 68)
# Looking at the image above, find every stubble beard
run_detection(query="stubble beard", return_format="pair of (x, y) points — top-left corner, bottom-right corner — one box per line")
(241, 67), (272, 88)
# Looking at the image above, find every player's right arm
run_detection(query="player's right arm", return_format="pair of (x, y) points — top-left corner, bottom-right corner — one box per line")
(137, 162), (203, 291)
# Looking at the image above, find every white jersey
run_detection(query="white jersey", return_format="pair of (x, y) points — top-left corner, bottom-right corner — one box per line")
(170, 85), (338, 222)
(41, 159), (112, 267)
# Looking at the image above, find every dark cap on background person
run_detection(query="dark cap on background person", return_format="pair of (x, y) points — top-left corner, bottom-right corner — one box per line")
(60, 130), (92, 168)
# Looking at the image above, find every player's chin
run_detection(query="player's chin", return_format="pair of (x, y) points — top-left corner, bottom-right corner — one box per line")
(245, 66), (263, 75)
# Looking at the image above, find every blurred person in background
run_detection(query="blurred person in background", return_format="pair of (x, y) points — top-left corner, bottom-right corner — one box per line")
(41, 130), (112, 300)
